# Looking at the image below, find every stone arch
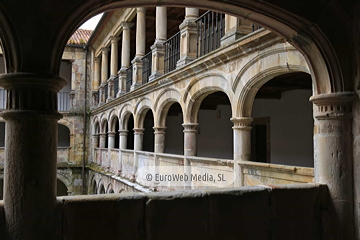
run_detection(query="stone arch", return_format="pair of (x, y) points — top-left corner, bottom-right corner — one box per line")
(134, 97), (153, 128)
(186, 88), (232, 124)
(237, 65), (310, 117)
(58, 123), (71, 147)
(106, 183), (113, 193)
(100, 117), (108, 133)
(109, 111), (120, 132)
(184, 74), (232, 123)
(154, 88), (184, 127)
(119, 104), (134, 130)
(46, 0), (349, 96)
(58, 119), (73, 134)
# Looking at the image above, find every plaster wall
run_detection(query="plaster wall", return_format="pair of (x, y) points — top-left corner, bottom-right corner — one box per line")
(252, 89), (313, 167)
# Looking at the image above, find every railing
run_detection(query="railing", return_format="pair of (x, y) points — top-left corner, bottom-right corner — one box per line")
(0, 89), (6, 110)
(142, 51), (152, 84)
(104, 83), (108, 100)
(58, 92), (70, 112)
(121, 149), (135, 179)
(196, 11), (225, 58)
(239, 161), (314, 186)
(126, 66), (133, 92)
(251, 23), (262, 32)
(113, 77), (119, 97)
(164, 31), (181, 74)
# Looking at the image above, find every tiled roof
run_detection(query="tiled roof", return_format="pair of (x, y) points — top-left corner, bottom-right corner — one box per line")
(67, 29), (93, 45)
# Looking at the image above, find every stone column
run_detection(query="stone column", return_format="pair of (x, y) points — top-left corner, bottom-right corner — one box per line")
(101, 47), (110, 84)
(99, 133), (107, 148)
(108, 132), (116, 149)
(110, 36), (120, 78)
(177, 8), (199, 68)
(310, 92), (355, 240)
(149, 7), (167, 81)
(134, 128), (144, 151)
(131, 8), (147, 91)
(183, 123), (198, 156)
(92, 134), (99, 148)
(0, 73), (66, 239)
(133, 128), (144, 181)
(118, 130), (128, 175)
(93, 57), (101, 90)
(231, 117), (253, 187)
(154, 127), (166, 153)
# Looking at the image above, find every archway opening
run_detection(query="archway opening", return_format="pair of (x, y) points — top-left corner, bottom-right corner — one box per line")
(164, 103), (184, 155)
(99, 184), (105, 194)
(143, 110), (154, 152)
(102, 120), (108, 148)
(58, 124), (70, 147)
(94, 122), (100, 148)
(92, 180), (97, 194)
(110, 116), (120, 149)
(126, 114), (134, 150)
(108, 189), (114, 194)
(197, 91), (232, 159)
(251, 72), (313, 167)
(56, 179), (68, 196)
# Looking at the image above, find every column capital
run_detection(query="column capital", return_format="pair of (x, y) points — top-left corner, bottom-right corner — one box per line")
(94, 57), (101, 63)
(182, 123), (198, 133)
(99, 133), (107, 137)
(0, 73), (66, 120)
(133, 128), (145, 135)
(153, 127), (166, 134)
(231, 117), (253, 130)
(92, 134), (99, 137)
(107, 131), (117, 137)
(310, 92), (356, 120)
(110, 36), (120, 43)
(119, 130), (128, 136)
(121, 22), (134, 30)
(137, 7), (147, 13)
(101, 47), (110, 53)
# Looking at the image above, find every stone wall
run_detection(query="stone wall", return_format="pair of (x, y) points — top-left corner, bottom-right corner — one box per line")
(0, 183), (326, 239)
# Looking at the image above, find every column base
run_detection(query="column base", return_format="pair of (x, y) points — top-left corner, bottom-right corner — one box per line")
(149, 72), (163, 81)
(221, 31), (246, 46)
(177, 56), (196, 69)
(130, 82), (141, 91)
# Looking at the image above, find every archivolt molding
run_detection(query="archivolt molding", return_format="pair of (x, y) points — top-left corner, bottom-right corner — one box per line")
(154, 87), (181, 112)
(100, 117), (108, 133)
(183, 73), (229, 103)
(185, 86), (233, 123)
(233, 46), (308, 93)
(58, 119), (73, 134)
(57, 172), (72, 188)
(236, 65), (310, 117)
(119, 103), (134, 130)
(134, 97), (153, 128)
(155, 98), (185, 127)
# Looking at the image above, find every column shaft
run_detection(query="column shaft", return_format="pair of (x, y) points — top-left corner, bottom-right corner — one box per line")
(231, 117), (253, 187)
(99, 133), (106, 148)
(183, 123), (198, 156)
(0, 73), (66, 239)
(311, 92), (355, 240)
(110, 36), (120, 77)
(154, 127), (166, 153)
(108, 132), (116, 149)
(93, 57), (101, 90)
(101, 47), (109, 84)
(135, 8), (146, 58)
